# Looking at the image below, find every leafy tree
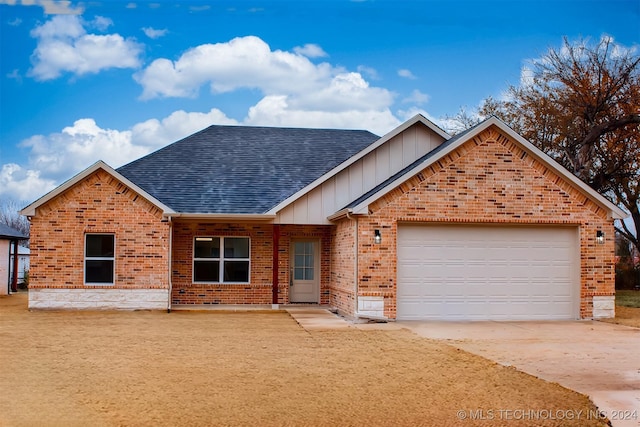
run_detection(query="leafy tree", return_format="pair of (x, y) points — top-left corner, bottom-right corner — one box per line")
(476, 36), (640, 254)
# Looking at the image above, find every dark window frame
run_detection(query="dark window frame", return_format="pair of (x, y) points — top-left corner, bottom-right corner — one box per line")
(84, 233), (115, 285)
(193, 236), (250, 284)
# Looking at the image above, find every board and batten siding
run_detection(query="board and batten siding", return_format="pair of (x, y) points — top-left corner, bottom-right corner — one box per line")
(276, 124), (446, 224)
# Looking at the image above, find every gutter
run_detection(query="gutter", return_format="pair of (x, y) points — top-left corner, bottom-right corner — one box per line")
(327, 208), (352, 222)
(163, 213), (276, 221)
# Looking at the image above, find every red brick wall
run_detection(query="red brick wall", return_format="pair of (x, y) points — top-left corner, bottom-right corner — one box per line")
(171, 222), (331, 305)
(337, 126), (615, 319)
(329, 218), (357, 315)
(29, 170), (169, 290)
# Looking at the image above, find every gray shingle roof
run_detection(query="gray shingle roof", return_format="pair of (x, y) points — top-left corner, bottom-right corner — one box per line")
(0, 223), (27, 240)
(117, 125), (379, 214)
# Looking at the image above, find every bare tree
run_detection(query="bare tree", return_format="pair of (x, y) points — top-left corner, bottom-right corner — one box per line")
(478, 36), (640, 254)
(441, 106), (482, 135)
(0, 199), (30, 243)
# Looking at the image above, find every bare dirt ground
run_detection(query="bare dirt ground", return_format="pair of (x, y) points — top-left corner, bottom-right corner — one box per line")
(601, 306), (640, 328)
(1, 293), (608, 427)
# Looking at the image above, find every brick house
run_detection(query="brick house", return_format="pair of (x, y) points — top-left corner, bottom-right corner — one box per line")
(21, 115), (626, 320)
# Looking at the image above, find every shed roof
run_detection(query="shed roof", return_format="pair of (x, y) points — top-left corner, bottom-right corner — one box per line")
(0, 223), (27, 240)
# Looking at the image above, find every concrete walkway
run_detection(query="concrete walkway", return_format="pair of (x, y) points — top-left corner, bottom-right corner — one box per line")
(286, 308), (352, 330)
(402, 320), (640, 427)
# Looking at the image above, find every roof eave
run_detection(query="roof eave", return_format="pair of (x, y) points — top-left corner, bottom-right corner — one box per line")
(165, 213), (276, 222)
(350, 117), (628, 220)
(20, 161), (176, 217)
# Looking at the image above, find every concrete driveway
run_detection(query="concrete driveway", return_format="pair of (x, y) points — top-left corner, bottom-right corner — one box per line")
(400, 320), (640, 427)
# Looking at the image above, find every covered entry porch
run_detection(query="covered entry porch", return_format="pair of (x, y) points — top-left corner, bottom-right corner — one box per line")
(169, 220), (332, 307)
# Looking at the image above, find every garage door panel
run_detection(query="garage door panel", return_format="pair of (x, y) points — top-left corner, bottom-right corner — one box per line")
(397, 225), (579, 321)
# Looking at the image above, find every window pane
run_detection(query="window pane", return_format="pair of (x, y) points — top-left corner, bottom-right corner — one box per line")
(195, 238), (220, 258)
(294, 267), (304, 280)
(224, 261), (249, 282)
(304, 253), (313, 267)
(294, 242), (305, 255)
(86, 235), (114, 257)
(305, 268), (314, 281)
(86, 260), (114, 283)
(224, 238), (249, 258)
(194, 261), (219, 282)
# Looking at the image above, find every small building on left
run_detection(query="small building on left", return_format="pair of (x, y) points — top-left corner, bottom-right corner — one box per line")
(0, 223), (28, 295)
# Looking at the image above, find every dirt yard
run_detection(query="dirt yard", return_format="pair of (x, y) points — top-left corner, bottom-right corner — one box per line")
(601, 305), (640, 328)
(1, 293), (608, 427)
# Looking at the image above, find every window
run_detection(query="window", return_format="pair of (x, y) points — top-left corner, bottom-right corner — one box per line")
(85, 234), (115, 285)
(193, 237), (250, 283)
(293, 241), (314, 280)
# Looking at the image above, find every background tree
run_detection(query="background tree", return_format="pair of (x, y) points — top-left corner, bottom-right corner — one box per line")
(0, 199), (30, 244)
(476, 36), (640, 255)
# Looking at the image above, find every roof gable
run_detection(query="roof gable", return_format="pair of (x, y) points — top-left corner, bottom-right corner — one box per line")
(116, 125), (379, 214)
(20, 161), (174, 217)
(342, 117), (627, 220)
(267, 114), (449, 215)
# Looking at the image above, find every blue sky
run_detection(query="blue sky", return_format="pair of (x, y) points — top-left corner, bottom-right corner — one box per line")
(0, 0), (638, 203)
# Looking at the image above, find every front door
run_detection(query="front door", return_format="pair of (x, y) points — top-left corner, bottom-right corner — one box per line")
(290, 240), (320, 303)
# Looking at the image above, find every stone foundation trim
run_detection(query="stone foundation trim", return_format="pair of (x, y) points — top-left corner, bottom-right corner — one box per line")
(28, 288), (169, 310)
(357, 296), (386, 319)
(592, 295), (615, 319)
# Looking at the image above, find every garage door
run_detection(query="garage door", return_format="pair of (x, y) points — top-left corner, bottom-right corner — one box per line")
(397, 224), (579, 321)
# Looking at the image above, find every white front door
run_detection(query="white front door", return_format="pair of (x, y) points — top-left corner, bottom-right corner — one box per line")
(290, 240), (320, 303)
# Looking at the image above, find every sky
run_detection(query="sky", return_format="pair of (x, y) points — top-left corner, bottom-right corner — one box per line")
(0, 0), (639, 204)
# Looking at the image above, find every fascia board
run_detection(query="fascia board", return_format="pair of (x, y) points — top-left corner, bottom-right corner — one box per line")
(165, 213), (276, 221)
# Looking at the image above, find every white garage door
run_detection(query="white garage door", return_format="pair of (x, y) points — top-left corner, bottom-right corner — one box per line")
(397, 225), (579, 321)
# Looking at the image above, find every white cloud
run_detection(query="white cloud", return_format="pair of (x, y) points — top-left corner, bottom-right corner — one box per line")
(142, 26), (168, 39)
(0, 0), (84, 14)
(398, 69), (417, 79)
(402, 89), (429, 105)
(246, 95), (400, 136)
(125, 2), (136, 8)
(135, 36), (394, 116)
(90, 16), (113, 31)
(357, 65), (379, 80)
(40, 0), (82, 14)
(0, 109), (240, 202)
(131, 109), (238, 147)
(397, 107), (440, 125)
(19, 118), (141, 182)
(293, 43), (327, 58)
(8, 17), (22, 26)
(135, 36), (337, 99)
(28, 15), (143, 81)
(0, 164), (57, 204)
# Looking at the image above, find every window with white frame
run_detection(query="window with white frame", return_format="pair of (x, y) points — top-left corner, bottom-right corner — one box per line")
(193, 237), (250, 283)
(85, 234), (115, 285)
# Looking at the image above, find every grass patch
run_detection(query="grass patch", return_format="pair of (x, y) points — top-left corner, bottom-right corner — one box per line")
(616, 290), (640, 308)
